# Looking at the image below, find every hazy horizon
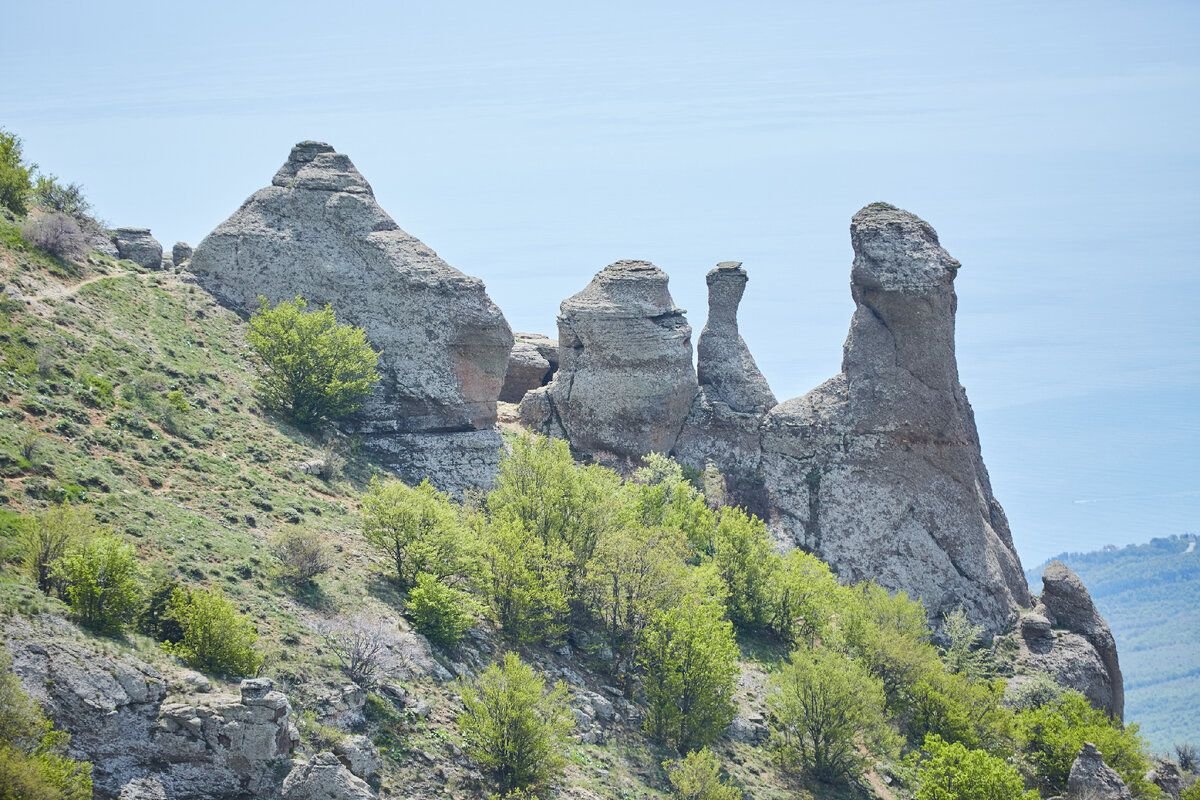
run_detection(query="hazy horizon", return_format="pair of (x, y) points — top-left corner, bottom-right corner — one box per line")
(5, 0), (1197, 566)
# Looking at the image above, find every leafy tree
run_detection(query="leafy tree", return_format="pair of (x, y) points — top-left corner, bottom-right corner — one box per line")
(940, 608), (994, 681)
(767, 548), (841, 646)
(457, 652), (574, 795)
(406, 572), (480, 648)
(767, 646), (897, 784)
(21, 504), (99, 595)
(0, 651), (92, 800)
(247, 296), (380, 425)
(164, 587), (263, 677)
(631, 453), (715, 557)
(640, 581), (739, 752)
(1016, 690), (1155, 798)
(664, 748), (741, 800)
(906, 671), (1016, 755)
(581, 524), (689, 683)
(31, 174), (91, 220)
(1182, 781), (1200, 800)
(138, 578), (185, 643)
(710, 505), (777, 631)
(0, 128), (33, 215)
(361, 477), (473, 589)
(840, 583), (940, 704)
(52, 534), (142, 634)
(480, 518), (571, 642)
(911, 734), (1036, 800)
(270, 527), (333, 587)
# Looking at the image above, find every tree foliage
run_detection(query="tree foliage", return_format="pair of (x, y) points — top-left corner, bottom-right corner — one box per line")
(21, 504), (97, 595)
(480, 517), (571, 642)
(0, 128), (33, 215)
(911, 734), (1036, 800)
(362, 477), (473, 589)
(53, 534), (142, 634)
(664, 748), (741, 800)
(457, 653), (574, 794)
(406, 572), (480, 648)
(247, 296), (380, 425)
(164, 587), (263, 677)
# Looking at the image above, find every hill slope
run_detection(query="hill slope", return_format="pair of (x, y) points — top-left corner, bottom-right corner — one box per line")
(1027, 534), (1200, 752)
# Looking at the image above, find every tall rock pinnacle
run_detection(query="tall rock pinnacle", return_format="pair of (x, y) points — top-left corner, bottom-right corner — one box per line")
(760, 203), (1031, 633)
(519, 260), (697, 464)
(189, 141), (513, 492)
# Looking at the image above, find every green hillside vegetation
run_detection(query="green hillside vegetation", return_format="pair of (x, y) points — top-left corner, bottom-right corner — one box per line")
(1028, 534), (1200, 754)
(0, 136), (1177, 799)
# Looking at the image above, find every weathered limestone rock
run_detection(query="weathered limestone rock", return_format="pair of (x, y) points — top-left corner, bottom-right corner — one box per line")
(333, 735), (383, 789)
(283, 752), (377, 800)
(188, 141), (512, 491)
(172, 241), (193, 267)
(500, 333), (557, 402)
(1009, 561), (1124, 719)
(1146, 760), (1185, 800)
(675, 262), (776, 514)
(520, 260), (697, 465)
(112, 227), (164, 270)
(4, 617), (299, 799)
(1067, 743), (1133, 800)
(759, 203), (1030, 633)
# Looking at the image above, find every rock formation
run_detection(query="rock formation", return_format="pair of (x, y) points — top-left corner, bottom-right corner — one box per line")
(1067, 743), (1133, 800)
(188, 141), (512, 492)
(1146, 760), (1185, 800)
(757, 203), (1031, 633)
(112, 227), (164, 270)
(520, 260), (697, 464)
(1009, 561), (1124, 719)
(500, 332), (558, 402)
(675, 262), (776, 514)
(282, 753), (377, 800)
(172, 241), (192, 267)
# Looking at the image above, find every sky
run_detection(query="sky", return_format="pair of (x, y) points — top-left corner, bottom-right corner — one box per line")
(3, 0), (1197, 566)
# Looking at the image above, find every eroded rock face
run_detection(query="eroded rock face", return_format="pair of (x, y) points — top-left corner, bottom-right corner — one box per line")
(172, 241), (193, 267)
(4, 617), (299, 799)
(1067, 743), (1133, 800)
(675, 262), (776, 513)
(1010, 561), (1124, 719)
(189, 141), (512, 492)
(500, 333), (557, 402)
(520, 260), (697, 465)
(282, 753), (377, 800)
(113, 227), (164, 270)
(759, 203), (1030, 633)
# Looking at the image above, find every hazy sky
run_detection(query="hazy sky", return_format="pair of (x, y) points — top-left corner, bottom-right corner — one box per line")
(4, 0), (1197, 566)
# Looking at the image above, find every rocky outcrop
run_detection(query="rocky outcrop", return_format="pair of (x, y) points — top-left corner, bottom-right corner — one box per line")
(1010, 562), (1124, 719)
(675, 262), (776, 514)
(4, 617), (298, 799)
(1147, 760), (1185, 800)
(188, 141), (512, 492)
(172, 241), (193, 267)
(112, 227), (164, 270)
(282, 753), (377, 800)
(758, 203), (1030, 633)
(500, 333), (557, 402)
(1067, 743), (1133, 800)
(520, 260), (697, 465)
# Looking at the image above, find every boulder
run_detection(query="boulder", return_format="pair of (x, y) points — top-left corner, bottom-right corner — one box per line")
(1010, 561), (1124, 719)
(520, 259), (697, 465)
(675, 261), (776, 513)
(112, 227), (164, 270)
(282, 752), (377, 800)
(500, 333), (556, 402)
(333, 735), (382, 788)
(759, 203), (1031, 633)
(1147, 760), (1185, 800)
(1067, 743), (1133, 800)
(188, 141), (513, 492)
(172, 241), (193, 267)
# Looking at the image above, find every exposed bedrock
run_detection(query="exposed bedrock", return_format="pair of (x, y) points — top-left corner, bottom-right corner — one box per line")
(1007, 561), (1125, 719)
(520, 259), (697, 465)
(759, 202), (1031, 634)
(188, 141), (512, 491)
(1066, 743), (1134, 800)
(675, 261), (777, 514)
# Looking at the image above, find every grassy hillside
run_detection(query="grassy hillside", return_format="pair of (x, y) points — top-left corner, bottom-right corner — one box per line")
(1027, 534), (1200, 753)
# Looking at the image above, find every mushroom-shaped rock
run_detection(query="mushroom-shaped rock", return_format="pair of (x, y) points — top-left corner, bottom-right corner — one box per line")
(172, 241), (192, 267)
(520, 260), (697, 464)
(188, 141), (513, 493)
(113, 227), (164, 270)
(1067, 743), (1133, 800)
(759, 203), (1031, 634)
(674, 261), (776, 513)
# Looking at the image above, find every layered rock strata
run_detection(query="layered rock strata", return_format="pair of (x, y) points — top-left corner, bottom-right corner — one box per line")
(189, 141), (512, 492)
(520, 260), (697, 464)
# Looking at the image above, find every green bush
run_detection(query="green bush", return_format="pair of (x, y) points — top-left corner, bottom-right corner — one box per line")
(911, 734), (1036, 800)
(52, 534), (142, 634)
(31, 174), (91, 220)
(247, 296), (380, 425)
(710, 505), (776, 631)
(768, 646), (897, 784)
(767, 548), (840, 646)
(0, 129), (33, 216)
(21, 504), (98, 595)
(481, 517), (571, 643)
(79, 374), (115, 409)
(164, 587), (263, 677)
(270, 527), (332, 588)
(406, 572), (480, 648)
(0, 651), (92, 800)
(640, 579), (739, 752)
(631, 453), (715, 556)
(457, 652), (574, 795)
(1181, 782), (1200, 800)
(138, 578), (185, 642)
(664, 748), (740, 800)
(940, 608), (994, 681)
(1016, 690), (1155, 798)
(362, 477), (474, 588)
